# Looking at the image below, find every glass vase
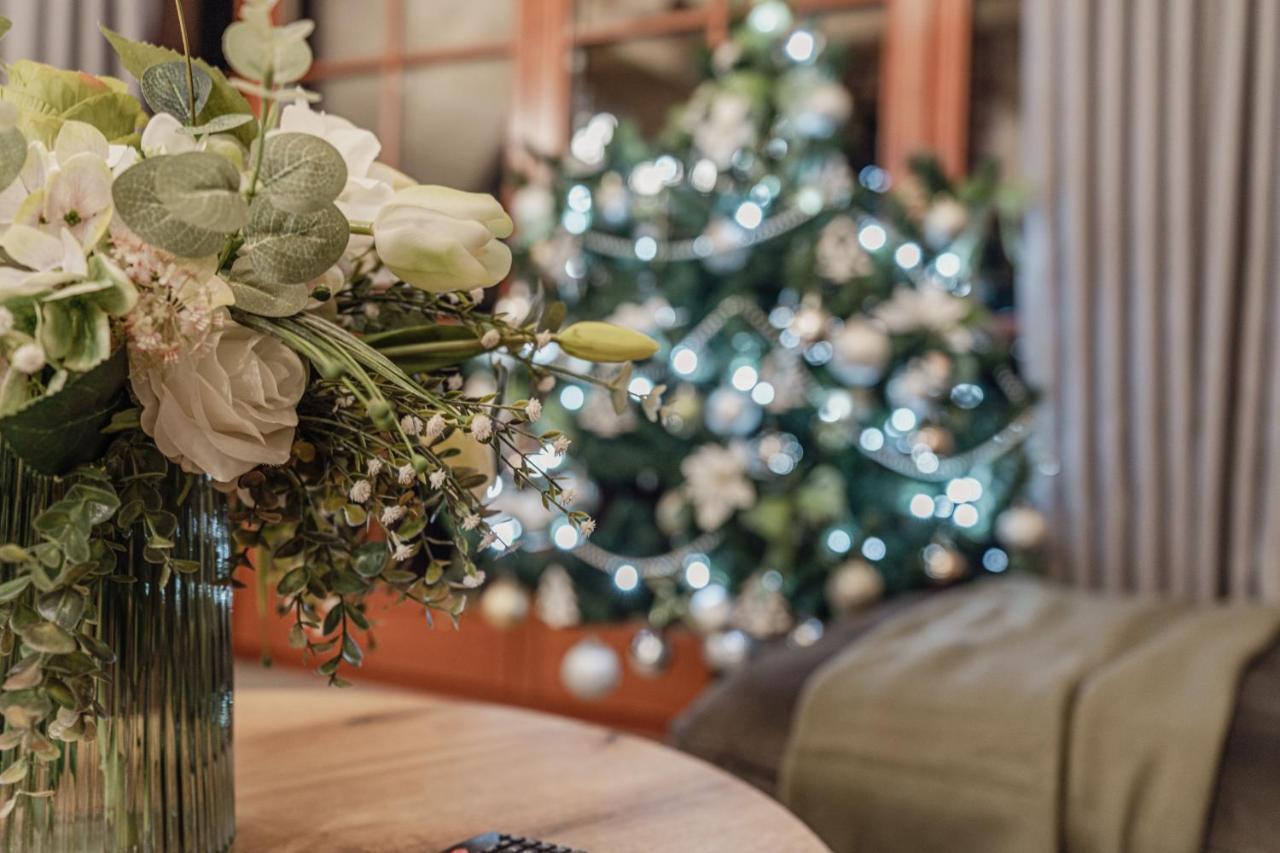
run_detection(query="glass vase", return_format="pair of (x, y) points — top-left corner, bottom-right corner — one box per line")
(0, 447), (235, 852)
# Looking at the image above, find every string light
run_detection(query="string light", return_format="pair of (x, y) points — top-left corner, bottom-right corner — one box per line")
(784, 30), (816, 62)
(983, 548), (1010, 572)
(894, 242), (922, 269)
(860, 428), (885, 451)
(684, 555), (711, 589)
(560, 385), (585, 411)
(691, 159), (718, 192)
(910, 494), (936, 518)
(861, 537), (887, 561)
(751, 382), (775, 405)
(614, 564), (640, 591)
(735, 201), (764, 229)
(953, 504), (980, 528)
(826, 528), (853, 554)
(731, 364), (759, 391)
(552, 519), (580, 550)
(634, 236), (658, 261)
(935, 251), (962, 277)
(857, 223), (887, 251)
(671, 346), (699, 375)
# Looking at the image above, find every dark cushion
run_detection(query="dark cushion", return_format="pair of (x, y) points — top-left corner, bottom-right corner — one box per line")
(671, 597), (1280, 853)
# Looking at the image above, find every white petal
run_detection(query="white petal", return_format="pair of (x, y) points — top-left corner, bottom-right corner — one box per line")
(54, 121), (109, 163)
(2, 224), (64, 271)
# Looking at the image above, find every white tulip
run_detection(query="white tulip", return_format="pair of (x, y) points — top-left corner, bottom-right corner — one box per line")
(373, 185), (513, 292)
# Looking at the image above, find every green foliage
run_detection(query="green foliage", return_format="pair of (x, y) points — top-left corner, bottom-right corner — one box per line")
(112, 152), (247, 258)
(0, 349), (127, 476)
(256, 132), (348, 215)
(225, 257), (309, 317)
(140, 60), (212, 124)
(242, 196), (347, 285)
(223, 17), (314, 85)
(0, 60), (143, 145)
(100, 26), (257, 145)
(0, 122), (27, 192)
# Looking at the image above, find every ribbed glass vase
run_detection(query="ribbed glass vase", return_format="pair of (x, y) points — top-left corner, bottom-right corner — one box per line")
(0, 447), (235, 852)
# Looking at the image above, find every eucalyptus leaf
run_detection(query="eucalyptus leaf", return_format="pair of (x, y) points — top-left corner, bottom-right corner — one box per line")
(226, 258), (308, 317)
(140, 61), (212, 123)
(19, 622), (77, 655)
(0, 577), (31, 604)
(352, 542), (387, 578)
(258, 132), (347, 214)
(0, 348), (127, 476)
(113, 152), (246, 257)
(242, 196), (347, 285)
(101, 27), (257, 145)
(181, 113), (254, 137)
(0, 126), (26, 191)
(223, 21), (313, 84)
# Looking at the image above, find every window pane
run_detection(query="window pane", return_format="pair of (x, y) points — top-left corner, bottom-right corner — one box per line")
(405, 0), (513, 49)
(311, 0), (389, 62)
(573, 35), (704, 137)
(315, 77), (381, 138)
(400, 61), (513, 193)
(970, 0), (1021, 175)
(575, 0), (709, 29)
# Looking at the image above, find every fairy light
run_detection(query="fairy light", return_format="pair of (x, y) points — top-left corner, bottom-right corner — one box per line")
(784, 30), (816, 62)
(861, 537), (887, 561)
(909, 494), (936, 519)
(614, 564), (640, 591)
(935, 251), (962, 277)
(731, 364), (759, 391)
(735, 201), (764, 229)
(684, 555), (711, 589)
(552, 519), (580, 550)
(894, 242), (922, 269)
(858, 223), (887, 251)
(751, 382), (775, 405)
(560, 385), (585, 411)
(634, 236), (658, 261)
(671, 346), (699, 375)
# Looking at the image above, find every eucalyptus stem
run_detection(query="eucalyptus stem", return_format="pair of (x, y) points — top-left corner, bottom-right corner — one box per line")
(173, 0), (198, 124)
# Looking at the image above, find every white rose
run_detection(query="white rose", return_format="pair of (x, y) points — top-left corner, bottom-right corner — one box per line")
(373, 185), (513, 292)
(276, 102), (394, 221)
(131, 319), (307, 483)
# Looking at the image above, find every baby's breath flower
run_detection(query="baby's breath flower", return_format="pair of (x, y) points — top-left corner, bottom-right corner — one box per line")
(470, 414), (493, 441)
(0, 307), (13, 335)
(397, 464), (416, 487)
(380, 505), (405, 526)
(349, 480), (372, 503)
(525, 398), (542, 421)
(560, 488), (578, 506)
(400, 414), (423, 436)
(392, 543), (414, 562)
(537, 375), (556, 393)
(579, 518), (596, 538)
(469, 288), (485, 302)
(367, 458), (385, 477)
(461, 570), (487, 588)
(425, 414), (446, 440)
(481, 329), (501, 349)
(553, 435), (572, 455)
(462, 513), (481, 531)
(429, 470), (447, 488)
(447, 375), (463, 391)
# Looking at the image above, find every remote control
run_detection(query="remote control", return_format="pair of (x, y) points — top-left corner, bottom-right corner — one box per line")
(440, 831), (586, 853)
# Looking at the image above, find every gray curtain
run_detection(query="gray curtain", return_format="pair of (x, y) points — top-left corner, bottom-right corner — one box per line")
(0, 0), (154, 76)
(1020, 0), (1280, 601)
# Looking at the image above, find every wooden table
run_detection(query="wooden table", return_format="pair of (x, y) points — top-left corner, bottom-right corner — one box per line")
(234, 688), (829, 852)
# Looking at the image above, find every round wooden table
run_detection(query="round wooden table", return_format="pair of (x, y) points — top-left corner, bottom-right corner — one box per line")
(234, 688), (829, 852)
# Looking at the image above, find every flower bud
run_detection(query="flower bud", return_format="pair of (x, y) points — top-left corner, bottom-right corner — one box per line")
(556, 322), (659, 363)
(373, 185), (514, 293)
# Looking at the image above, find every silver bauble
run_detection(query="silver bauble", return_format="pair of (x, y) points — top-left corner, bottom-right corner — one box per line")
(828, 319), (891, 387)
(627, 628), (673, 678)
(705, 387), (763, 437)
(560, 637), (621, 701)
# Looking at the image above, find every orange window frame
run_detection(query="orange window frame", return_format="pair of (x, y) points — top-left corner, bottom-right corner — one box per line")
(256, 0), (974, 179)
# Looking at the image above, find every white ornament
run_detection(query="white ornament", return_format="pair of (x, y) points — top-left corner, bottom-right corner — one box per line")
(828, 319), (891, 387)
(688, 583), (733, 633)
(560, 637), (621, 700)
(815, 215), (872, 284)
(628, 628), (672, 678)
(996, 506), (1049, 550)
(923, 198), (969, 247)
(535, 564), (581, 629)
(682, 443), (756, 531)
(731, 574), (794, 639)
(702, 629), (752, 672)
(703, 387), (763, 437)
(825, 560), (884, 614)
(480, 577), (530, 630)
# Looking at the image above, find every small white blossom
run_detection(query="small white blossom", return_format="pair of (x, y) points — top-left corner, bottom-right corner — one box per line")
(579, 518), (596, 538)
(366, 458), (385, 478)
(400, 414), (423, 436)
(429, 470), (447, 488)
(425, 414), (446, 440)
(363, 302), (381, 319)
(380, 505), (406, 527)
(481, 329), (501, 349)
(0, 307), (13, 336)
(535, 330), (553, 349)
(470, 414), (493, 441)
(397, 464), (416, 487)
(461, 570), (487, 588)
(537, 375), (556, 393)
(447, 375), (463, 390)
(478, 531), (497, 550)
(553, 436), (572, 455)
(12, 343), (46, 375)
(392, 543), (414, 562)
(349, 480), (372, 503)
(469, 288), (485, 303)
(525, 398), (542, 421)
(462, 513), (481, 531)
(560, 488), (578, 506)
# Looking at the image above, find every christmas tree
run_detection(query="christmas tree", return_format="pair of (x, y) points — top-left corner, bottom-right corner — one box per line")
(478, 1), (1042, 678)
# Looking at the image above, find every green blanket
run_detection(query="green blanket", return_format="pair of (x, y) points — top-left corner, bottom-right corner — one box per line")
(779, 578), (1280, 853)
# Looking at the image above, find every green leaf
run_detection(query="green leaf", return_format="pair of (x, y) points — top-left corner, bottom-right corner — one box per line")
(223, 20), (314, 85)
(36, 590), (85, 631)
(365, 324), (487, 373)
(100, 26), (257, 145)
(0, 348), (127, 476)
(352, 542), (387, 578)
(226, 258), (308, 317)
(63, 483), (120, 526)
(0, 61), (144, 144)
(182, 113), (254, 137)
(19, 622), (77, 655)
(0, 576), (31, 603)
(0, 18), (11, 41)
(276, 567), (307, 596)
(258, 132), (347, 214)
(538, 301), (567, 333)
(340, 634), (363, 666)
(0, 546), (29, 564)
(140, 61), (212, 123)
(242, 196), (347, 285)
(0, 126), (27, 192)
(113, 152), (247, 257)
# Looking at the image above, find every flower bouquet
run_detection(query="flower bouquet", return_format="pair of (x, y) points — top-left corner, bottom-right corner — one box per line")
(0, 2), (656, 848)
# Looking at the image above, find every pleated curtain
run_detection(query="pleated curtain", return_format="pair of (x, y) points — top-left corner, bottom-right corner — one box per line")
(0, 0), (153, 76)
(1020, 0), (1280, 601)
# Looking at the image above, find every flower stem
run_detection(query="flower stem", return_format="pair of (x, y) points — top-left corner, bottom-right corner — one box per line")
(173, 0), (198, 124)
